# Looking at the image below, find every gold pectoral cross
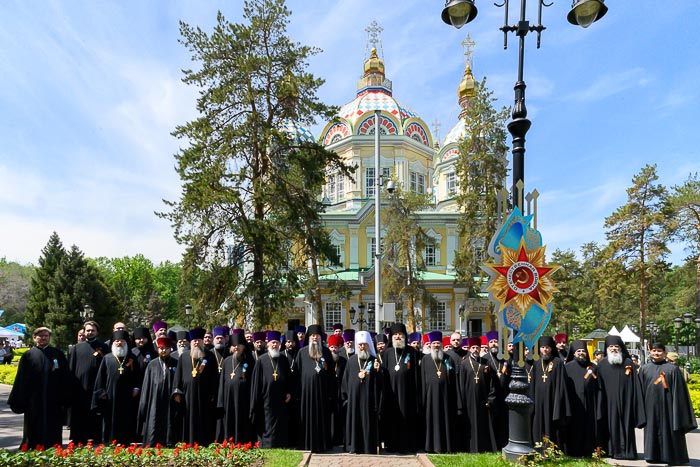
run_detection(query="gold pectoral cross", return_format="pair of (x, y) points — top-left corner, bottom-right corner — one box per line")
(192, 369), (197, 378)
(118, 367), (124, 375)
(436, 370), (442, 379)
(273, 370), (278, 381)
(230, 371), (235, 379)
(474, 375), (479, 383)
(542, 373), (548, 382)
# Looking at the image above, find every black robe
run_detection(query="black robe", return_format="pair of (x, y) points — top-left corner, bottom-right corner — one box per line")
(458, 354), (497, 453)
(638, 361), (697, 465)
(420, 353), (457, 453)
(217, 352), (256, 444)
(249, 353), (291, 448)
(330, 355), (348, 446)
(171, 349), (219, 445)
(484, 351), (510, 449)
(596, 358), (645, 460)
(68, 339), (109, 443)
(563, 359), (601, 457)
(91, 351), (140, 444)
(283, 347), (300, 447)
(137, 355), (178, 446)
(293, 345), (337, 452)
(8, 345), (70, 448)
(530, 356), (569, 447)
(341, 354), (383, 454)
(380, 345), (421, 453)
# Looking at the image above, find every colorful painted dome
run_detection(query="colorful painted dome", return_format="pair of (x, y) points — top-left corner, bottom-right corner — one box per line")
(280, 117), (315, 144)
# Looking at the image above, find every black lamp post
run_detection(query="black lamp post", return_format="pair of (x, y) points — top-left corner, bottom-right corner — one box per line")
(674, 317), (683, 352)
(695, 317), (700, 357)
(80, 304), (94, 322)
(185, 304), (192, 327)
(350, 303), (375, 331)
(572, 324), (580, 337)
(683, 312), (693, 356)
(441, 0), (607, 460)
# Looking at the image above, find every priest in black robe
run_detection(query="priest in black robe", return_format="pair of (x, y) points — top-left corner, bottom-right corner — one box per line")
(217, 333), (256, 444)
(251, 331), (267, 362)
(484, 330), (510, 449)
(380, 323), (421, 453)
(92, 330), (141, 444)
(132, 327), (157, 375)
(638, 342), (697, 465)
(458, 336), (497, 453)
(341, 330), (383, 454)
(421, 330), (457, 453)
(249, 330), (291, 447)
(338, 329), (355, 360)
(293, 323), (336, 452)
(171, 327), (219, 445)
(68, 320), (110, 444)
(563, 339), (601, 457)
(596, 335), (645, 460)
(211, 326), (230, 375)
(327, 333), (347, 447)
(281, 330), (298, 370)
(137, 336), (178, 446)
(531, 336), (569, 448)
(8, 326), (70, 449)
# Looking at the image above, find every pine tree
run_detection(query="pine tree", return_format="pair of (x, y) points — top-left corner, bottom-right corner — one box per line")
(25, 232), (66, 334)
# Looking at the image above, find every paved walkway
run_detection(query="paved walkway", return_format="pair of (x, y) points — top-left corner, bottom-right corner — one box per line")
(303, 448), (429, 467)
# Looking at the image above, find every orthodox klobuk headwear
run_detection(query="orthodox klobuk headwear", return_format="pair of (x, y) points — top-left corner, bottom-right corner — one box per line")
(603, 335), (631, 359)
(538, 336), (556, 351)
(133, 327), (151, 339)
(189, 327), (206, 341)
(307, 324), (323, 337)
(354, 330), (377, 358)
(389, 323), (408, 337)
(112, 330), (130, 342)
(566, 339), (591, 363)
(332, 323), (343, 331)
(229, 333), (246, 347)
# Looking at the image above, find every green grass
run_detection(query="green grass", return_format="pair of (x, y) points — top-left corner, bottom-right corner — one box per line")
(428, 452), (601, 467)
(261, 449), (303, 466)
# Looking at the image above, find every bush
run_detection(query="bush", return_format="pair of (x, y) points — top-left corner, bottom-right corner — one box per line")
(0, 365), (17, 385)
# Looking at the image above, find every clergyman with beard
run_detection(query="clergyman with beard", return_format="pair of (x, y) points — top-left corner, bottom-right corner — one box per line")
(249, 330), (291, 447)
(596, 335), (645, 460)
(211, 326), (230, 375)
(171, 327), (219, 445)
(293, 324), (336, 452)
(252, 332), (267, 361)
(421, 330), (457, 453)
(91, 330), (140, 444)
(562, 339), (601, 458)
(327, 333), (347, 447)
(339, 329), (355, 359)
(137, 336), (179, 446)
(217, 332), (256, 444)
(380, 323), (421, 453)
(483, 330), (509, 449)
(174, 331), (190, 360)
(530, 336), (569, 448)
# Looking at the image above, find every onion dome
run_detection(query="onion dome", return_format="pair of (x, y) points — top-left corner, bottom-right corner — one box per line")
(280, 117), (315, 144)
(442, 62), (476, 148)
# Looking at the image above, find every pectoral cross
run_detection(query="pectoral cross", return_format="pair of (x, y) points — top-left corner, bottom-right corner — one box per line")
(474, 375), (479, 383)
(118, 367), (124, 375)
(541, 373), (548, 382)
(230, 371), (235, 379)
(436, 370), (442, 379)
(273, 370), (278, 381)
(192, 369), (197, 378)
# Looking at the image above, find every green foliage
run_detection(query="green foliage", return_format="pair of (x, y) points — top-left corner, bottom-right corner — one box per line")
(25, 232), (66, 336)
(0, 365), (17, 385)
(687, 377), (700, 417)
(261, 449), (303, 467)
(0, 258), (34, 327)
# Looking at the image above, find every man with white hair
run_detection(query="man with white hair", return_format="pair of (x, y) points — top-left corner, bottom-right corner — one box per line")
(293, 324), (336, 452)
(421, 330), (457, 453)
(92, 330), (140, 444)
(341, 330), (383, 454)
(596, 334), (645, 460)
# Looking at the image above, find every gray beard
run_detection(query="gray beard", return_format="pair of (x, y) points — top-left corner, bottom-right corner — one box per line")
(331, 351), (339, 361)
(431, 349), (443, 361)
(112, 345), (127, 358)
(178, 347), (186, 357)
(357, 349), (369, 360)
(309, 342), (323, 360)
(393, 337), (406, 349)
(268, 348), (280, 359)
(607, 351), (623, 365)
(214, 343), (225, 351)
(191, 346), (205, 360)
(490, 347), (499, 355)
(345, 346), (354, 355)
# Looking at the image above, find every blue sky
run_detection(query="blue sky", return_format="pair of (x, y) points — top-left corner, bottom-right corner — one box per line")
(1, 1), (697, 266)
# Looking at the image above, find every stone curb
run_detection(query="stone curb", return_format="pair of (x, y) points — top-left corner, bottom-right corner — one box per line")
(298, 450), (312, 467)
(416, 453), (434, 467)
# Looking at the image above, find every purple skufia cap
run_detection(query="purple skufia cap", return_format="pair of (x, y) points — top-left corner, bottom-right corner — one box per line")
(266, 330), (281, 342)
(408, 332), (421, 343)
(213, 326), (229, 337)
(342, 329), (355, 341)
(485, 330), (499, 342)
(231, 328), (244, 335)
(332, 323), (343, 330)
(295, 325), (306, 333)
(427, 330), (443, 343)
(461, 337), (469, 347)
(152, 321), (167, 332)
(252, 331), (266, 342)
(189, 327), (206, 341)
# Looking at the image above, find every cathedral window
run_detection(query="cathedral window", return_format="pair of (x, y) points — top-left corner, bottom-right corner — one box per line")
(324, 302), (343, 332)
(446, 172), (458, 196)
(410, 171), (425, 194)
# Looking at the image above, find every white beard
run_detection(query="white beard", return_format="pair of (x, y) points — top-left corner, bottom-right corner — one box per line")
(309, 341), (323, 360)
(178, 347), (186, 357)
(431, 348), (443, 361)
(393, 337), (406, 349)
(423, 347), (431, 355)
(214, 343), (225, 351)
(268, 348), (280, 359)
(112, 344), (127, 358)
(331, 350), (339, 362)
(357, 349), (369, 360)
(191, 346), (205, 360)
(607, 351), (623, 365)
(345, 346), (354, 355)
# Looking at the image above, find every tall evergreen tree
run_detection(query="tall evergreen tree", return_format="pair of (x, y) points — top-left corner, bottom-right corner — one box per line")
(603, 164), (671, 342)
(25, 232), (66, 333)
(549, 249), (583, 332)
(159, 0), (339, 328)
(453, 78), (509, 297)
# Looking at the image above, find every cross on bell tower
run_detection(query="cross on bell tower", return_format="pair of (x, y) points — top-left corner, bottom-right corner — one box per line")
(364, 20), (384, 61)
(462, 33), (476, 69)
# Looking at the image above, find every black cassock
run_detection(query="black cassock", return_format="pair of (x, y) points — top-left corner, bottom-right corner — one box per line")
(531, 357), (569, 447)
(563, 360), (601, 457)
(596, 358), (645, 460)
(638, 361), (697, 465)
(420, 353), (457, 453)
(330, 355), (347, 446)
(484, 351), (510, 449)
(341, 354), (383, 454)
(171, 349), (219, 445)
(91, 352), (140, 444)
(458, 355), (497, 453)
(68, 339), (109, 443)
(380, 346), (421, 453)
(137, 355), (178, 446)
(293, 345), (337, 452)
(217, 352), (256, 444)
(8, 345), (70, 448)
(249, 353), (291, 448)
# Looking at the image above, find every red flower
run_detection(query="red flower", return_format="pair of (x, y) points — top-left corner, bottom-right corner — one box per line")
(155, 443), (162, 449)
(114, 445), (123, 455)
(20, 443), (28, 452)
(254, 440), (260, 449)
(222, 439), (228, 448)
(36, 444), (45, 451)
(95, 446), (103, 456)
(111, 440), (118, 446)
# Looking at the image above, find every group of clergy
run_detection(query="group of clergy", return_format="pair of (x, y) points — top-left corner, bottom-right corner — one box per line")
(7, 321), (698, 465)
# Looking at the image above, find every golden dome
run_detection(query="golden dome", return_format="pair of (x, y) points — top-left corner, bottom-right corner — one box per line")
(363, 47), (385, 76)
(457, 63), (476, 100)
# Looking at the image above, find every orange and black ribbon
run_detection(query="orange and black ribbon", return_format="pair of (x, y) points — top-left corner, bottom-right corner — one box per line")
(654, 371), (668, 389)
(625, 365), (632, 376)
(584, 366), (597, 380)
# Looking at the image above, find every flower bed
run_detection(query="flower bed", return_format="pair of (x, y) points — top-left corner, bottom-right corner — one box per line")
(0, 440), (262, 467)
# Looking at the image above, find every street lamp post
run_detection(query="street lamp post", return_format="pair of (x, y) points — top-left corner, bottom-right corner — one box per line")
(695, 317), (700, 357)
(80, 304), (94, 322)
(185, 304), (193, 327)
(674, 317), (683, 353)
(441, 0), (608, 460)
(349, 303), (375, 331)
(683, 312), (693, 356)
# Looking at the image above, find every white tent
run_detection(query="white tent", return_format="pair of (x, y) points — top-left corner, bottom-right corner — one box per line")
(619, 325), (640, 343)
(608, 325), (621, 336)
(0, 326), (23, 338)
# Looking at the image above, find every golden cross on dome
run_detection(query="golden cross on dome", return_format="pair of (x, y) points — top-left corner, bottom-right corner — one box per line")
(461, 33), (476, 69)
(365, 20), (384, 61)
